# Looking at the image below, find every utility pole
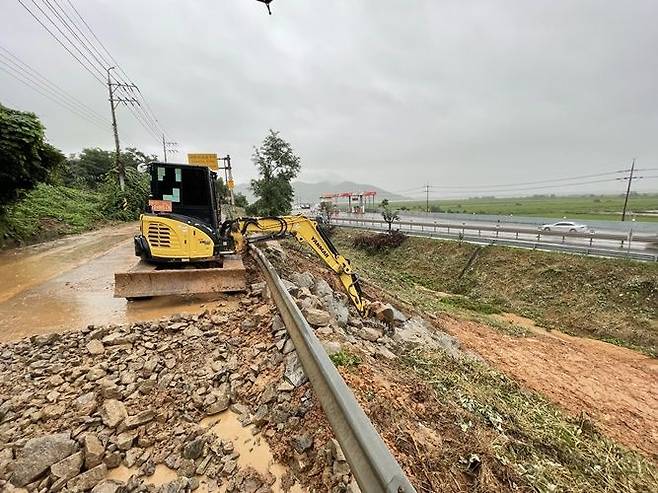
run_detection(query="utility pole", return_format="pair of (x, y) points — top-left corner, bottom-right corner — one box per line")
(425, 184), (430, 214)
(107, 67), (140, 190)
(162, 134), (179, 163)
(621, 158), (636, 221)
(107, 67), (124, 190)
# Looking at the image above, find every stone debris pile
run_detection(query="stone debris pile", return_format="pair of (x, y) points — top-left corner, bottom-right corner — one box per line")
(0, 283), (360, 492)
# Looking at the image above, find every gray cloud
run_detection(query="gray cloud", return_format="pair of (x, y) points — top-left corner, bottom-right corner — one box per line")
(2, 0), (657, 197)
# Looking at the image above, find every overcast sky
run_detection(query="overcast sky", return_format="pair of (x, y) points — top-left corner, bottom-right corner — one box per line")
(2, 0), (657, 199)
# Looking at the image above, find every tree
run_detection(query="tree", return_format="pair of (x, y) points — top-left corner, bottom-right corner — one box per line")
(382, 205), (399, 232)
(67, 147), (156, 188)
(234, 192), (248, 208)
(380, 199), (389, 208)
(0, 103), (65, 207)
(249, 129), (301, 216)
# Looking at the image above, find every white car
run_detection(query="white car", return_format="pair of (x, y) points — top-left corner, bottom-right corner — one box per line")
(541, 221), (590, 233)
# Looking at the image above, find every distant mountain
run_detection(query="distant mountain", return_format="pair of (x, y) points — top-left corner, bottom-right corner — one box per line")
(234, 180), (407, 204)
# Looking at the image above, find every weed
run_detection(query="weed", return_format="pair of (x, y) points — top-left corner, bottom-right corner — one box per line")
(404, 348), (658, 492)
(351, 230), (407, 253)
(329, 350), (361, 368)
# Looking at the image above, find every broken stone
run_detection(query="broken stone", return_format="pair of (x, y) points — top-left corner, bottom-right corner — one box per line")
(205, 386), (231, 415)
(10, 432), (77, 487)
(50, 451), (83, 481)
(86, 339), (105, 355)
(99, 399), (127, 428)
(91, 479), (125, 493)
(183, 326), (203, 338)
(74, 392), (97, 415)
(123, 410), (156, 429)
(321, 340), (342, 356)
(358, 327), (381, 342)
(303, 308), (331, 327)
(67, 463), (107, 491)
(293, 434), (313, 453)
(369, 301), (395, 324)
(83, 434), (105, 469)
(183, 438), (205, 460)
(115, 430), (138, 451)
(284, 352), (307, 388)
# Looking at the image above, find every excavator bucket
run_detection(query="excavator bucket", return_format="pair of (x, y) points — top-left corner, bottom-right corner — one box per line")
(114, 255), (247, 299)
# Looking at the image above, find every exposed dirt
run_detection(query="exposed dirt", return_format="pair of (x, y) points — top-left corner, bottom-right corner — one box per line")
(440, 314), (658, 460)
(282, 238), (658, 462)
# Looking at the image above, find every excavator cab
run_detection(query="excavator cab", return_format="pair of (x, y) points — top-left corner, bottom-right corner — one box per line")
(134, 162), (232, 263)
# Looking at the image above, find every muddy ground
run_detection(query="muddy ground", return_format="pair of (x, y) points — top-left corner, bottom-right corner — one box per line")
(0, 223), (232, 342)
(1, 225), (657, 492)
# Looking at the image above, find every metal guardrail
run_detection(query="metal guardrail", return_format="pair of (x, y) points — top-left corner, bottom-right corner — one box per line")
(330, 217), (658, 262)
(250, 245), (417, 493)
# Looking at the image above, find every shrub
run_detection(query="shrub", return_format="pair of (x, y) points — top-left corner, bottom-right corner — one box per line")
(352, 231), (407, 253)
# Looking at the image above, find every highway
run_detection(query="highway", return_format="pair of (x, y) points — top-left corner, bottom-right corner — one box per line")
(329, 213), (658, 262)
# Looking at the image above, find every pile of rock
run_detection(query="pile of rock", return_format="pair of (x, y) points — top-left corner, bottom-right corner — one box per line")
(0, 281), (364, 492)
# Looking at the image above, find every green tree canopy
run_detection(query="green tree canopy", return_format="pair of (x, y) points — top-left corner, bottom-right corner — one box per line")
(0, 103), (65, 207)
(67, 147), (156, 188)
(248, 129), (301, 216)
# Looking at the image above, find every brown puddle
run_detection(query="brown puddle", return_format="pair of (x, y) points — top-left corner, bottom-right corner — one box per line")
(0, 224), (239, 342)
(106, 412), (304, 492)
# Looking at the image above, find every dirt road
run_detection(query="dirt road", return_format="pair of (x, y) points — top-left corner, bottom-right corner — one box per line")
(442, 314), (658, 459)
(0, 223), (228, 342)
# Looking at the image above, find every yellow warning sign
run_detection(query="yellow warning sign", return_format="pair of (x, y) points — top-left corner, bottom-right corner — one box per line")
(187, 153), (218, 171)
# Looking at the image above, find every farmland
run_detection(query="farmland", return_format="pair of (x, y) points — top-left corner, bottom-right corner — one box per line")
(388, 193), (658, 222)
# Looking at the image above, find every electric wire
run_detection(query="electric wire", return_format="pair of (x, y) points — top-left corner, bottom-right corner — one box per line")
(0, 65), (107, 130)
(427, 170), (627, 190)
(26, 0), (106, 82)
(16, 0), (105, 85)
(0, 48), (107, 125)
(18, 0), (171, 144)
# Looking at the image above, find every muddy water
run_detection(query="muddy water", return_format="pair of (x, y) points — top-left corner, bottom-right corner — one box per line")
(0, 224), (235, 342)
(106, 412), (304, 492)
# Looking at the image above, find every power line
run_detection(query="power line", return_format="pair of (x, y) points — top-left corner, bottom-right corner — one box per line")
(16, 0), (105, 85)
(26, 0), (107, 81)
(18, 0), (173, 146)
(61, 0), (167, 138)
(428, 170), (627, 191)
(0, 64), (107, 130)
(0, 46), (107, 124)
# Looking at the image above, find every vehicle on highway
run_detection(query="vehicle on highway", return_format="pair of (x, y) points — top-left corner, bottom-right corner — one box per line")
(541, 221), (591, 233)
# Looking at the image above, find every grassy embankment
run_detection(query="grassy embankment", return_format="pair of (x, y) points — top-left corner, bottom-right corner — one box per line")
(331, 229), (658, 356)
(284, 235), (658, 491)
(388, 193), (658, 222)
(0, 184), (107, 247)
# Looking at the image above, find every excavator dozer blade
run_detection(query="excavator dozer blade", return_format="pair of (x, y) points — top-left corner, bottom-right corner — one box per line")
(114, 255), (247, 299)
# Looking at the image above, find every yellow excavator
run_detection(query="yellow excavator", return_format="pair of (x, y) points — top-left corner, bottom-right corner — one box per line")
(114, 162), (369, 315)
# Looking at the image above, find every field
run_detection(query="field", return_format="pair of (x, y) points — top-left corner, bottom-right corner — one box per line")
(388, 193), (658, 222)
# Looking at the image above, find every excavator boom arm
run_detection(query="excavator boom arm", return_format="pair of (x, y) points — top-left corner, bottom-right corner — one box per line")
(224, 216), (368, 316)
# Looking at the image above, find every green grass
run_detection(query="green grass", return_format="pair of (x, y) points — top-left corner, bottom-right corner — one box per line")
(404, 348), (658, 492)
(334, 229), (658, 356)
(329, 350), (362, 368)
(387, 193), (658, 222)
(0, 183), (106, 246)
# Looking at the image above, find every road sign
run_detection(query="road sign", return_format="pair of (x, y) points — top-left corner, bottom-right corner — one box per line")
(187, 153), (218, 171)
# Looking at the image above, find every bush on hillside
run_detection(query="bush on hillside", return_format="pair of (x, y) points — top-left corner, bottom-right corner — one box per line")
(352, 230), (407, 253)
(100, 167), (150, 221)
(2, 184), (104, 243)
